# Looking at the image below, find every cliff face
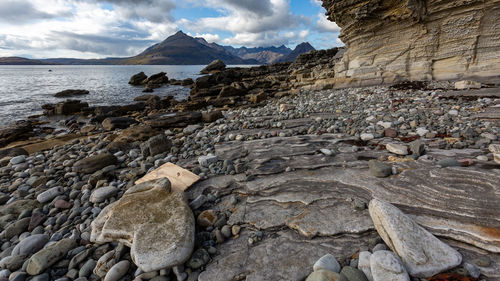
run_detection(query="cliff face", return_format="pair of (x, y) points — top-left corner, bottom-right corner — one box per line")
(321, 0), (500, 86)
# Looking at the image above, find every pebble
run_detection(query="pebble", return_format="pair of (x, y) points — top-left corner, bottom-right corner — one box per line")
(197, 210), (217, 227)
(9, 156), (26, 165)
(370, 250), (409, 281)
(320, 148), (333, 156)
(12, 234), (49, 256)
(358, 251), (373, 281)
(90, 186), (119, 203)
(360, 134), (374, 141)
(104, 260), (130, 281)
(313, 254), (340, 273)
(463, 262), (480, 278)
(36, 186), (64, 203)
(437, 158), (461, 168)
(306, 270), (346, 281)
(26, 238), (77, 275)
(198, 155), (218, 167)
(340, 266), (368, 281)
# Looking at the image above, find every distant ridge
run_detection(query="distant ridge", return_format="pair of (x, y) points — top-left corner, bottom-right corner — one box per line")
(0, 32), (315, 65)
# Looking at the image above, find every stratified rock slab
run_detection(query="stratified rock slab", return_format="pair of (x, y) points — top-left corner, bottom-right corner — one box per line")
(90, 178), (195, 272)
(369, 199), (462, 277)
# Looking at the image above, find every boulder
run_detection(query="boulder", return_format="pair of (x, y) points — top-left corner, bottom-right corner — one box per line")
(0, 120), (33, 147)
(129, 72), (147, 85)
(200, 59), (226, 74)
(489, 144), (500, 164)
(54, 89), (89, 97)
(455, 80), (481, 90)
(141, 134), (172, 157)
(218, 86), (246, 98)
(145, 72), (168, 87)
(53, 100), (89, 115)
(249, 91), (267, 104)
(106, 125), (159, 152)
(182, 78), (194, 86)
(370, 250), (410, 281)
(73, 153), (117, 174)
(202, 110), (223, 123)
(90, 178), (195, 272)
(102, 117), (137, 131)
(143, 111), (202, 129)
(368, 199), (462, 277)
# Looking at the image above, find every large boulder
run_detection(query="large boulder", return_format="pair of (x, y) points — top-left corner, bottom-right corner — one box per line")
(129, 72), (147, 85)
(141, 134), (172, 157)
(0, 147), (28, 159)
(145, 72), (169, 88)
(200, 59), (226, 74)
(50, 100), (89, 115)
(0, 121), (33, 147)
(54, 89), (89, 98)
(73, 153), (118, 174)
(90, 178), (195, 272)
(368, 199), (462, 277)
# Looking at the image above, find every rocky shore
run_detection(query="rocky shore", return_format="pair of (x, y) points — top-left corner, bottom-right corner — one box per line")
(0, 59), (499, 281)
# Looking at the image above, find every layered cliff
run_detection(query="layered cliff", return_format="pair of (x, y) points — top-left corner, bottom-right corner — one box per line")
(321, 0), (500, 86)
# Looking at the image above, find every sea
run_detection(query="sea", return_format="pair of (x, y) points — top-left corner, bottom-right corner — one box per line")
(0, 65), (249, 128)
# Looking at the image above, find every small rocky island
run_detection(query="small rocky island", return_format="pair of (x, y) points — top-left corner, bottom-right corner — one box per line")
(0, 0), (499, 281)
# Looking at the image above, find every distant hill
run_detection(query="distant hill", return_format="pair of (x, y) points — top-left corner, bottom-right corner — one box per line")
(224, 45), (292, 64)
(0, 57), (52, 65)
(276, 42), (316, 63)
(0, 32), (315, 65)
(121, 31), (258, 65)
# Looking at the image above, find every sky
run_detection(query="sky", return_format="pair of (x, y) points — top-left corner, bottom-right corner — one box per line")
(0, 0), (343, 59)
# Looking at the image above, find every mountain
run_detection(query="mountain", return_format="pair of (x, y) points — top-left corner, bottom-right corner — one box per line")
(276, 42), (316, 63)
(121, 31), (258, 65)
(0, 57), (52, 65)
(0, 32), (314, 65)
(224, 45), (292, 64)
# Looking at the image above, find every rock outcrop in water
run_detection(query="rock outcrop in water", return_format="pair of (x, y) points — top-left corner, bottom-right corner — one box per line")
(321, 0), (500, 86)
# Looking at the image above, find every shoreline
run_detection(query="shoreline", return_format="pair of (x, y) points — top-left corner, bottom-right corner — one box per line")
(0, 60), (499, 281)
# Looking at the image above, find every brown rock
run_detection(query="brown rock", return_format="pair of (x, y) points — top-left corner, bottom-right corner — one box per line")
(249, 91), (267, 104)
(384, 128), (398, 138)
(202, 110), (223, 123)
(54, 200), (72, 209)
(197, 210), (217, 227)
(129, 72), (147, 85)
(72, 153), (117, 174)
(54, 89), (89, 98)
(102, 117), (137, 131)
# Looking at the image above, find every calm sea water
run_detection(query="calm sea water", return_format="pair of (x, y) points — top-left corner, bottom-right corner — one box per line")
(0, 65), (231, 128)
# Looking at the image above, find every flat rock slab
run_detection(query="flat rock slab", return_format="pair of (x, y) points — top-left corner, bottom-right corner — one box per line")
(196, 134), (500, 280)
(135, 162), (200, 192)
(91, 178), (195, 272)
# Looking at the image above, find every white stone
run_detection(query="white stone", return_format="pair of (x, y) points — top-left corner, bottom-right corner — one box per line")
(481, 133), (497, 140)
(198, 154), (218, 167)
(386, 144), (408, 155)
(313, 254), (340, 273)
(455, 80), (481, 90)
(9, 155), (26, 165)
(320, 148), (333, 156)
(90, 186), (119, 203)
(104, 260), (130, 281)
(448, 110), (459, 116)
(416, 128), (429, 137)
(368, 199), (462, 277)
(361, 133), (374, 141)
(377, 121), (392, 129)
(358, 251), (373, 281)
(37, 186), (64, 203)
(489, 144), (500, 164)
(370, 250), (410, 281)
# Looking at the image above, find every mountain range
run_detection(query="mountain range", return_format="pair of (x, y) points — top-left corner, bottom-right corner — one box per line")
(0, 31), (315, 65)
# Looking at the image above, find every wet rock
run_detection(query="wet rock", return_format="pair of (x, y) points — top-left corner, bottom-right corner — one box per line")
(129, 72), (147, 85)
(90, 178), (195, 272)
(73, 153), (117, 174)
(370, 250), (409, 281)
(0, 148), (28, 160)
(369, 199), (462, 277)
(54, 89), (89, 98)
(201, 60), (226, 74)
(26, 238), (77, 275)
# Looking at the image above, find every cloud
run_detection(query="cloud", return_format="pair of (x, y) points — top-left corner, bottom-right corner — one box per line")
(316, 12), (340, 33)
(0, 0), (59, 23)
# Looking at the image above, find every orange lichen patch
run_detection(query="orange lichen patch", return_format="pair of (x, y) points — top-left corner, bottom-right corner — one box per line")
(445, 137), (461, 144)
(399, 135), (420, 143)
(387, 155), (414, 163)
(475, 225), (500, 243)
(428, 273), (478, 281)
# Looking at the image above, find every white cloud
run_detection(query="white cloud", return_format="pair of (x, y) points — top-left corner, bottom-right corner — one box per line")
(316, 12), (340, 33)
